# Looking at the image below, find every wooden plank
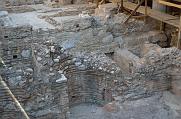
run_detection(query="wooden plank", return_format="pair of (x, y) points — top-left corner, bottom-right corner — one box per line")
(122, 1), (180, 27)
(124, 0), (145, 23)
(148, 9), (180, 27)
(173, 0), (181, 2)
(158, 0), (181, 9)
(123, 1), (147, 14)
(0, 76), (30, 119)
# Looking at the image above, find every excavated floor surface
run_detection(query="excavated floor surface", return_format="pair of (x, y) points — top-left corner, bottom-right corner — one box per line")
(69, 104), (104, 119)
(69, 92), (181, 119)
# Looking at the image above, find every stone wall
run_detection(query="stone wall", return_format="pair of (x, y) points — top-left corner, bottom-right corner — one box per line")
(0, 1), (6, 10)
(0, 26), (34, 119)
(113, 42), (181, 100)
(6, 0), (44, 6)
(46, 0), (89, 7)
(0, 26), (69, 119)
(68, 71), (112, 106)
(0, 24), (121, 119)
(0, 4), (180, 118)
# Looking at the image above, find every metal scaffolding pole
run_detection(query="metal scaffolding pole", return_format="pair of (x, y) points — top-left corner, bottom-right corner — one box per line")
(0, 76), (30, 119)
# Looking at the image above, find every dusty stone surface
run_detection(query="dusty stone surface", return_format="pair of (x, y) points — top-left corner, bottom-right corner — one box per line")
(0, 11), (13, 26)
(172, 80), (181, 96)
(163, 91), (181, 119)
(114, 49), (142, 73)
(69, 94), (176, 119)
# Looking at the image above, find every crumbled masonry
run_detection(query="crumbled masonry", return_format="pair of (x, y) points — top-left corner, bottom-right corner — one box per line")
(0, 1), (181, 119)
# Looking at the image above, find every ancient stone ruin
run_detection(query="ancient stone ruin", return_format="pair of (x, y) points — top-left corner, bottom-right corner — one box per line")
(0, 0), (181, 119)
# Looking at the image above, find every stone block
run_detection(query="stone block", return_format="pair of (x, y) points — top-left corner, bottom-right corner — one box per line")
(0, 11), (13, 27)
(73, 0), (88, 4)
(50, 16), (93, 31)
(114, 49), (142, 73)
(102, 34), (113, 43)
(46, 0), (72, 6)
(172, 80), (181, 96)
(146, 78), (171, 92)
(116, 31), (167, 58)
(103, 101), (119, 112)
(95, 3), (117, 18)
(0, 1), (6, 10)
(59, 0), (72, 5)
(141, 43), (161, 57)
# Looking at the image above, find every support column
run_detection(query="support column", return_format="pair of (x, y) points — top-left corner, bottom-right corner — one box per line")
(177, 16), (181, 49)
(144, 0), (148, 23)
(160, 21), (165, 31)
(152, 0), (166, 31)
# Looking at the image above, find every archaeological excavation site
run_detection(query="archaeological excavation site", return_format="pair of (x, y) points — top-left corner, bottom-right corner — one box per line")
(0, 0), (181, 119)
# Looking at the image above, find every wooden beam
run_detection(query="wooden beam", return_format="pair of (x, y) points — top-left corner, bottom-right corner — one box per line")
(122, 1), (180, 27)
(124, 0), (145, 23)
(144, 0), (148, 22)
(132, 15), (147, 18)
(160, 21), (165, 31)
(0, 76), (30, 119)
(158, 0), (181, 9)
(177, 16), (181, 48)
(120, 0), (124, 12)
(145, 0), (148, 15)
